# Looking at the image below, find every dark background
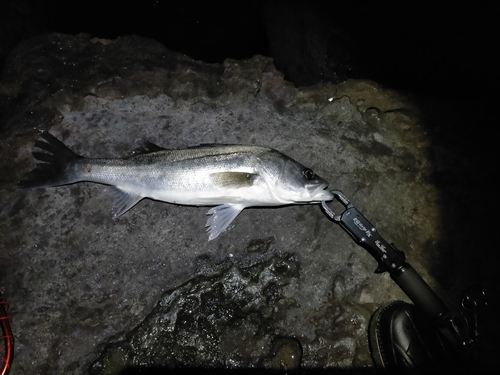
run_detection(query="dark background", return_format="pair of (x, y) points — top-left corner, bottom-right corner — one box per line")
(1, 0), (497, 97)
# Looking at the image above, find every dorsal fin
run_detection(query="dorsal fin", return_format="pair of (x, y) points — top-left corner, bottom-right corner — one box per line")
(188, 143), (237, 149)
(128, 141), (167, 157)
(142, 141), (167, 152)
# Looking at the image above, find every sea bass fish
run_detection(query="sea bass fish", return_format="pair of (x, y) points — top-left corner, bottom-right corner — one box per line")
(19, 132), (333, 240)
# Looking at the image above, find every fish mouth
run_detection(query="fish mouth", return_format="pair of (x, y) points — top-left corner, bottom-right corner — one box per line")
(306, 183), (333, 201)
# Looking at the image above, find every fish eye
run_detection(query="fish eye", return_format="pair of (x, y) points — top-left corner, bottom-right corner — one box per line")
(302, 168), (315, 180)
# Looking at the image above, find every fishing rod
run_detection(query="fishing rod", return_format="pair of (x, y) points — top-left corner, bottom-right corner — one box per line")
(321, 190), (485, 373)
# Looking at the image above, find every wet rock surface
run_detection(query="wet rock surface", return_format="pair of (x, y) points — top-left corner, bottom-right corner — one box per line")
(0, 33), (496, 374)
(89, 256), (375, 373)
(90, 255), (303, 372)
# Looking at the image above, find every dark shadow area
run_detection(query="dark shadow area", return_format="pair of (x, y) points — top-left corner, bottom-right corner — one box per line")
(118, 366), (378, 375)
(416, 95), (498, 371)
(1, 1), (497, 97)
(420, 97), (497, 289)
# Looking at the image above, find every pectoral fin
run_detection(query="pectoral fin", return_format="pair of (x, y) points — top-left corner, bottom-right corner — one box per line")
(206, 204), (245, 240)
(209, 172), (258, 188)
(111, 187), (143, 217)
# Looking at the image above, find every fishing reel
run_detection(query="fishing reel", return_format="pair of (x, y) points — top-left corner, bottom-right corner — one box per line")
(321, 191), (486, 373)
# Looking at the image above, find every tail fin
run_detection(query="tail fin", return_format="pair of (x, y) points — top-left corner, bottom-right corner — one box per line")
(18, 132), (83, 189)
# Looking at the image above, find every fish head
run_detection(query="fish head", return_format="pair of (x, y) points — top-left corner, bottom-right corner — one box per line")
(273, 156), (334, 204)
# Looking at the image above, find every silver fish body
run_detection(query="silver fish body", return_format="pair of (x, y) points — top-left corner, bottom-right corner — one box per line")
(19, 132), (333, 240)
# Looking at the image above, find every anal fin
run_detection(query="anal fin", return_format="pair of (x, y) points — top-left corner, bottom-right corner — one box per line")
(111, 186), (143, 218)
(206, 204), (245, 240)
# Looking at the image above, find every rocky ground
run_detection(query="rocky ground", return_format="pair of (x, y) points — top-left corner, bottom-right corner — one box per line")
(0, 33), (496, 374)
